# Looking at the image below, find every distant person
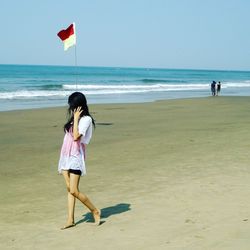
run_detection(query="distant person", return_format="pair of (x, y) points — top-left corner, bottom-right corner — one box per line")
(215, 81), (218, 96)
(58, 92), (101, 229)
(217, 81), (221, 96)
(211, 81), (216, 96)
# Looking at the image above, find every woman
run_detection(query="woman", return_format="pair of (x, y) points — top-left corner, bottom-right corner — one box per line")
(58, 92), (101, 229)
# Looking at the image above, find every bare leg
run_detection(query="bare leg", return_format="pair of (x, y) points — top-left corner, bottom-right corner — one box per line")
(67, 192), (75, 223)
(69, 173), (101, 225)
(62, 171), (76, 228)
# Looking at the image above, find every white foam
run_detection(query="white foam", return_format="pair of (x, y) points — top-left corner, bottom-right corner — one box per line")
(223, 82), (250, 88)
(0, 90), (71, 99)
(1, 81), (250, 99)
(63, 83), (210, 91)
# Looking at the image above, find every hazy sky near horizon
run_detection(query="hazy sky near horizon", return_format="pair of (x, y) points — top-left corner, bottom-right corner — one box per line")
(1, 0), (250, 70)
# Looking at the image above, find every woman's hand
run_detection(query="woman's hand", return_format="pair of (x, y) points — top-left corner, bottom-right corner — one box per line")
(73, 107), (83, 141)
(73, 107), (83, 121)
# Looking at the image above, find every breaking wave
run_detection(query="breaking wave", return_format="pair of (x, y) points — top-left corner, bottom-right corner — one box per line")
(1, 81), (250, 100)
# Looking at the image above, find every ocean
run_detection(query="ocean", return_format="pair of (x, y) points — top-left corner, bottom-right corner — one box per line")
(1, 64), (250, 111)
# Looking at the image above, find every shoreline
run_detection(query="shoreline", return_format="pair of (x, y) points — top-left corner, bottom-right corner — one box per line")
(1, 96), (250, 249)
(0, 95), (246, 113)
(0, 94), (206, 112)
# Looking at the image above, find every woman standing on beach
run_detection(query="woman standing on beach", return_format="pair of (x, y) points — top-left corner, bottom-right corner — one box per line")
(58, 92), (101, 229)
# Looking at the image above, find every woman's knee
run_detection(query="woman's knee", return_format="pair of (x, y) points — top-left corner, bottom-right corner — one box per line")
(69, 188), (79, 197)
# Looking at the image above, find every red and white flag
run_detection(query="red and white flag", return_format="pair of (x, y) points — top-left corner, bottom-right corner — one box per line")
(57, 23), (76, 51)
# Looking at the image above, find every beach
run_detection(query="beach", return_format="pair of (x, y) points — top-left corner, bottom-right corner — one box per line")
(1, 96), (250, 250)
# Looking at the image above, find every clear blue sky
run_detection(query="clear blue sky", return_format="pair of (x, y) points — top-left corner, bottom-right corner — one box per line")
(1, 0), (250, 70)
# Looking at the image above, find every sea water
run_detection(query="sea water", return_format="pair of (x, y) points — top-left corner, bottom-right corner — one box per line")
(1, 64), (250, 111)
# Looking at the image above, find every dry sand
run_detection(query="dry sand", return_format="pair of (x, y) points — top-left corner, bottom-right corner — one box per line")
(1, 96), (250, 250)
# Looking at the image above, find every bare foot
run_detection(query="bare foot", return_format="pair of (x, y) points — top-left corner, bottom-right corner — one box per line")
(92, 209), (101, 225)
(61, 223), (76, 230)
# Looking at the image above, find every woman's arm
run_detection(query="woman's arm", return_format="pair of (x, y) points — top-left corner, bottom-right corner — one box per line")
(73, 107), (83, 141)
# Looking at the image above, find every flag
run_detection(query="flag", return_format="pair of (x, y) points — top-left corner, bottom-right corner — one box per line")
(57, 23), (76, 51)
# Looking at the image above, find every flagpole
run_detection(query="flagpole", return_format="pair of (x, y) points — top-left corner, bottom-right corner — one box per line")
(73, 22), (77, 90)
(74, 43), (78, 90)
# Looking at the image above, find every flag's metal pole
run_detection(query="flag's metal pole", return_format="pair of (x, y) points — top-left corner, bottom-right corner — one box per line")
(74, 43), (78, 90)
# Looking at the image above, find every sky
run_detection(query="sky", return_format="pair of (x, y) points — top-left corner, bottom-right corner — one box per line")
(1, 0), (250, 70)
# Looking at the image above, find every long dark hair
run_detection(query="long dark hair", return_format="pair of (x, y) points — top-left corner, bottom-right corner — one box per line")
(64, 92), (95, 132)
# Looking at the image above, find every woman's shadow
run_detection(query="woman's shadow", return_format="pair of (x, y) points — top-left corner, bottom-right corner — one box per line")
(76, 203), (131, 225)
